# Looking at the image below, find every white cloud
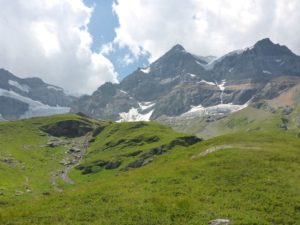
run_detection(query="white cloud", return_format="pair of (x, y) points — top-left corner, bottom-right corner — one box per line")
(121, 54), (135, 66)
(113, 0), (300, 61)
(0, 0), (117, 94)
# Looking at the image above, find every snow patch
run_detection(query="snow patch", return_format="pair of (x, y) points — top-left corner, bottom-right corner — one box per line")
(263, 70), (272, 74)
(181, 102), (249, 118)
(140, 67), (151, 74)
(9, 80), (30, 93)
(118, 107), (154, 122)
(216, 80), (226, 104)
(120, 90), (128, 95)
(195, 61), (205, 67)
(118, 101), (156, 122)
(47, 85), (63, 91)
(0, 88), (70, 119)
(197, 80), (216, 86)
(138, 102), (155, 111)
(189, 73), (196, 77)
(275, 59), (282, 63)
(216, 80), (226, 91)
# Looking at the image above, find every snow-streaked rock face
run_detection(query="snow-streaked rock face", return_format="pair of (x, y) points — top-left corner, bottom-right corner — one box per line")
(71, 38), (300, 122)
(1, 69), (74, 120)
(180, 102), (249, 119)
(0, 88), (70, 119)
(47, 85), (64, 91)
(216, 80), (226, 104)
(9, 80), (30, 93)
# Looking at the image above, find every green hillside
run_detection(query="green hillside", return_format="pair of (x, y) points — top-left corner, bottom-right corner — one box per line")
(0, 113), (300, 224)
(166, 106), (300, 139)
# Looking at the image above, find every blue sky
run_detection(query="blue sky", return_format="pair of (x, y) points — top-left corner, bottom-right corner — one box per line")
(83, 0), (149, 80)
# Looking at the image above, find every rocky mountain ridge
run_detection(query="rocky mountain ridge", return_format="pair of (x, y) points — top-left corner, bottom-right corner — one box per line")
(0, 69), (74, 120)
(71, 38), (300, 121)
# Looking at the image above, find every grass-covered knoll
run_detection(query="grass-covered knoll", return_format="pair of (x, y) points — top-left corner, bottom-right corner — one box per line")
(70, 121), (199, 181)
(0, 113), (300, 224)
(0, 114), (197, 198)
(0, 114), (107, 198)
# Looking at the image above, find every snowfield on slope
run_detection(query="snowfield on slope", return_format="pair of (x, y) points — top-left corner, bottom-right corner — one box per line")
(9, 80), (30, 93)
(118, 102), (156, 122)
(0, 88), (70, 119)
(180, 102), (249, 119)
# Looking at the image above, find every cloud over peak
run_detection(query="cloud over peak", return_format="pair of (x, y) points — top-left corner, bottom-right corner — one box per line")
(113, 0), (300, 61)
(0, 0), (117, 94)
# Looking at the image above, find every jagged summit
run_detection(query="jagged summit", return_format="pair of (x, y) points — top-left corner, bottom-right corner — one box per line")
(253, 38), (294, 56)
(254, 38), (274, 46)
(169, 44), (185, 52)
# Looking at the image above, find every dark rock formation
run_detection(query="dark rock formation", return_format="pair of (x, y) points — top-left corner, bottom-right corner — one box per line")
(40, 120), (93, 138)
(76, 159), (122, 175)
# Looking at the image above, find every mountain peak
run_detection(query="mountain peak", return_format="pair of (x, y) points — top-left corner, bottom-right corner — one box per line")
(254, 38), (274, 47)
(170, 44), (185, 52)
(253, 38), (294, 56)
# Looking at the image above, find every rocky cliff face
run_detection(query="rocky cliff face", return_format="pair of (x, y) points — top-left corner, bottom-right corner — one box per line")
(71, 82), (139, 120)
(0, 69), (73, 120)
(71, 38), (300, 121)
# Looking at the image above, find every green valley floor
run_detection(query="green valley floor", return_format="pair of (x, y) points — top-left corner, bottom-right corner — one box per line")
(0, 112), (300, 225)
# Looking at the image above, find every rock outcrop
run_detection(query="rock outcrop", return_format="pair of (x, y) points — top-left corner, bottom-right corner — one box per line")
(40, 120), (93, 138)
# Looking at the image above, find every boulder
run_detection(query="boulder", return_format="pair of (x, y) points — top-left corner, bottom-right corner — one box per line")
(68, 147), (81, 153)
(46, 140), (62, 147)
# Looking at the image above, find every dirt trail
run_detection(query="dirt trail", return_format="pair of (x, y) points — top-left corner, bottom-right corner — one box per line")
(51, 132), (92, 191)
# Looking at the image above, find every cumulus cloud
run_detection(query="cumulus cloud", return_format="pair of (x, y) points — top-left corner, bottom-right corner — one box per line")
(113, 0), (300, 61)
(0, 0), (118, 94)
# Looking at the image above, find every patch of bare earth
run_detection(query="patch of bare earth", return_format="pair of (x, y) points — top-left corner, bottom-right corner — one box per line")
(267, 82), (300, 108)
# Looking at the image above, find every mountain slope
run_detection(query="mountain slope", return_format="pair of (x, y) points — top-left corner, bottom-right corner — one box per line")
(0, 69), (73, 120)
(71, 38), (300, 121)
(0, 114), (300, 224)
